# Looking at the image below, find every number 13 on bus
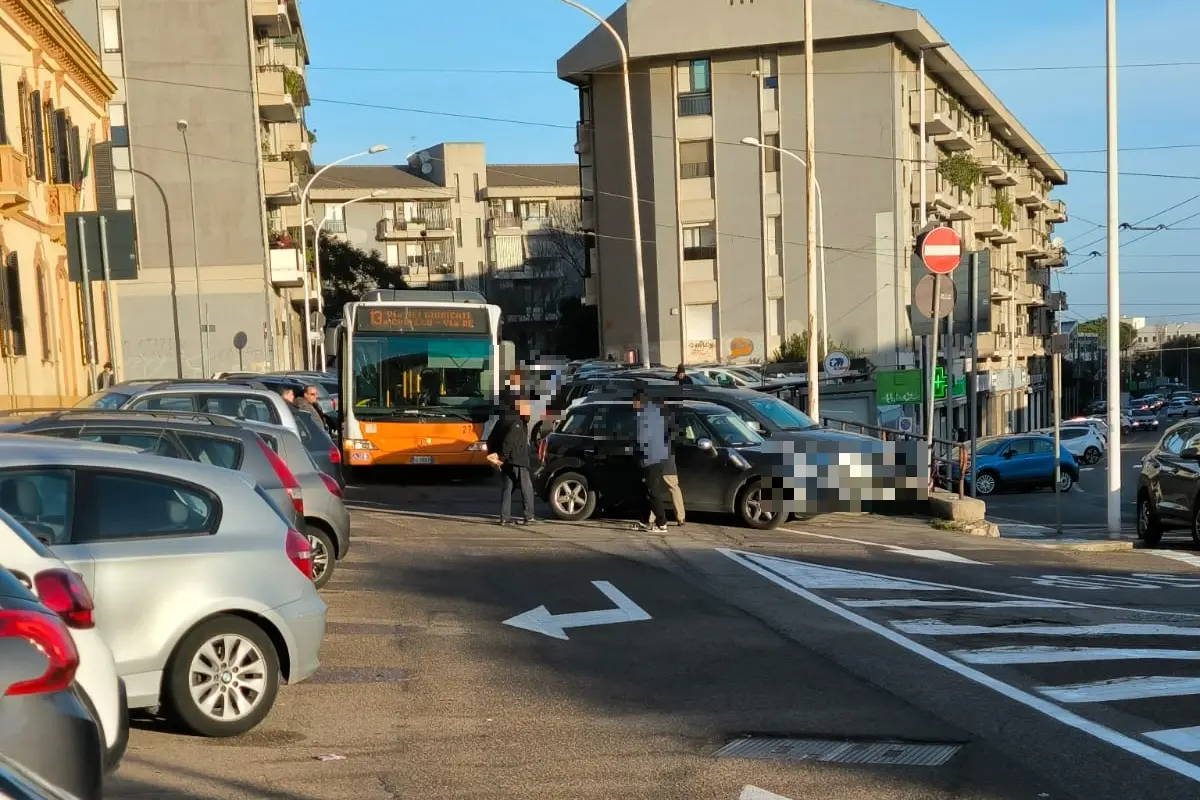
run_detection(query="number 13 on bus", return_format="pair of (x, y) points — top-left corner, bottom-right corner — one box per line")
(336, 290), (511, 471)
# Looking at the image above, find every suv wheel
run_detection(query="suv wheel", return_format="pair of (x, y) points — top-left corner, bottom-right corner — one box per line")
(1084, 446), (1102, 465)
(737, 480), (784, 530)
(974, 470), (999, 496)
(1138, 492), (1163, 546)
(164, 615), (279, 737)
(548, 472), (597, 521)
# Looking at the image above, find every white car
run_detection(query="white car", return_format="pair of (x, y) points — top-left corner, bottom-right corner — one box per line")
(1067, 417), (1109, 447)
(1059, 425), (1106, 465)
(0, 505), (127, 772)
(1166, 397), (1195, 419)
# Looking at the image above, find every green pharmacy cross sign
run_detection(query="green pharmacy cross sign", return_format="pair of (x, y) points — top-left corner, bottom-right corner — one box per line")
(933, 367), (967, 400)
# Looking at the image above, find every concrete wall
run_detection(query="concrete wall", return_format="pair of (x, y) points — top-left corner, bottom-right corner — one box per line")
(112, 0), (274, 378)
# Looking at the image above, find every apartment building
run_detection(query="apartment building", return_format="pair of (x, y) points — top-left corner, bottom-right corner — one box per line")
(54, 0), (314, 378)
(0, 0), (117, 406)
(308, 142), (584, 356)
(558, 0), (1068, 438)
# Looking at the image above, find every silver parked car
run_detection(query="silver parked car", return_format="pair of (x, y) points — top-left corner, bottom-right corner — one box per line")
(76, 381), (303, 437)
(243, 421), (350, 589)
(0, 436), (327, 737)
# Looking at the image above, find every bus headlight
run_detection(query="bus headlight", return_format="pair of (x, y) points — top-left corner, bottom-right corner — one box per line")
(346, 439), (378, 451)
(466, 441), (488, 451)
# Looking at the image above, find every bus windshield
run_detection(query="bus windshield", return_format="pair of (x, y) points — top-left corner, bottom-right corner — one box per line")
(350, 334), (493, 421)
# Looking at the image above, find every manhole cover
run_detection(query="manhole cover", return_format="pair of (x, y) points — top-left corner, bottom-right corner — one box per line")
(715, 737), (962, 767)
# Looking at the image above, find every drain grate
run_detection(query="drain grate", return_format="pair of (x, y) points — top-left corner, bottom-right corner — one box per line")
(715, 737), (962, 767)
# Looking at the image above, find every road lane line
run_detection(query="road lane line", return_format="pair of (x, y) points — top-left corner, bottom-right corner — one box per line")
(893, 620), (1200, 637)
(840, 599), (1069, 609)
(718, 547), (1200, 786)
(781, 529), (987, 565)
(1041, 676), (1200, 703)
(954, 646), (1200, 664)
(1145, 727), (1200, 753)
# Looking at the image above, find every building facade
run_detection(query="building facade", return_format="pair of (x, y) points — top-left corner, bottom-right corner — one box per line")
(0, 0), (116, 407)
(308, 143), (584, 357)
(54, 0), (314, 378)
(558, 0), (1068, 438)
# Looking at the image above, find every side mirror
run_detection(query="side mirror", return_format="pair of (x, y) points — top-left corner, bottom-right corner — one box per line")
(697, 438), (716, 454)
(1002, 449), (1016, 459)
(746, 420), (763, 433)
(1183, 447), (1200, 461)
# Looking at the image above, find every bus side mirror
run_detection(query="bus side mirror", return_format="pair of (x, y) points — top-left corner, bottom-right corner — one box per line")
(499, 341), (516, 374)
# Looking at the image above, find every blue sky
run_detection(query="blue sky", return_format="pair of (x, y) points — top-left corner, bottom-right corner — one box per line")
(301, 0), (1200, 326)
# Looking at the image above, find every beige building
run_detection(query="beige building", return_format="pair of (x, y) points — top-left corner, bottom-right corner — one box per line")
(55, 0), (314, 377)
(0, 0), (116, 407)
(309, 143), (584, 356)
(558, 0), (1068, 436)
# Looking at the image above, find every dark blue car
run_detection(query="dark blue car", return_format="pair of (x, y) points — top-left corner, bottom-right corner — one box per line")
(952, 434), (1078, 496)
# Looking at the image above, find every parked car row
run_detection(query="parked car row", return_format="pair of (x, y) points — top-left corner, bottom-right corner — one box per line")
(0, 380), (351, 795)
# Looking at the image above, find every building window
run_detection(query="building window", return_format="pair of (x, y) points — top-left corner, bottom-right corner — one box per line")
(455, 218), (463, 247)
(1, 252), (24, 356)
(326, 203), (345, 233)
(679, 140), (713, 180)
(685, 303), (717, 342)
(764, 134), (780, 172)
(100, 8), (122, 54)
(767, 216), (782, 258)
(521, 200), (549, 220)
(472, 173), (480, 197)
(35, 263), (49, 361)
(385, 243), (400, 266)
(682, 224), (717, 261)
(475, 218), (482, 247)
(767, 298), (783, 339)
(677, 58), (712, 116)
(16, 79), (30, 176)
(579, 87), (593, 124)
(51, 109), (72, 184)
(28, 90), (45, 182)
(405, 242), (424, 269)
(454, 174), (460, 201)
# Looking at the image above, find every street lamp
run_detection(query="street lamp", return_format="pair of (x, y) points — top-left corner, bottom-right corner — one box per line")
(299, 144), (389, 369)
(558, 0), (649, 367)
(177, 119), (206, 377)
(1104, 0), (1121, 537)
(306, 188), (387, 368)
(740, 137), (828, 361)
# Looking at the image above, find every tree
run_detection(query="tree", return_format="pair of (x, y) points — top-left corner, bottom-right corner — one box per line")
(1076, 317), (1136, 352)
(318, 233), (405, 320)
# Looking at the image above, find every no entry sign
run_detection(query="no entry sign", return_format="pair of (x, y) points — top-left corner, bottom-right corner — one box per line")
(920, 227), (962, 274)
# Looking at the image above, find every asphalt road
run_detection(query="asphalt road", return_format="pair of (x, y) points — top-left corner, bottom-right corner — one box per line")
(104, 474), (1200, 799)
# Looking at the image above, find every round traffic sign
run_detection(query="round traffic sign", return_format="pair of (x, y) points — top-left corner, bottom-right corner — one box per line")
(914, 274), (955, 319)
(920, 227), (962, 274)
(824, 351), (850, 377)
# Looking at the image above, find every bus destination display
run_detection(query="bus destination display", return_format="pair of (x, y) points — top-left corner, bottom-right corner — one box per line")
(355, 306), (489, 334)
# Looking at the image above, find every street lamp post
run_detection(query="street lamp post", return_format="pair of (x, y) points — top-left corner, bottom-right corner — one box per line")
(299, 144), (390, 369)
(177, 120), (206, 377)
(307, 188), (387, 368)
(740, 137), (828, 362)
(558, 0), (649, 367)
(1104, 0), (1122, 537)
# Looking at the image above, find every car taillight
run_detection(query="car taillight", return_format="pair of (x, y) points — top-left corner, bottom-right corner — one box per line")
(0, 610), (79, 696)
(327, 445), (341, 464)
(537, 438), (548, 463)
(256, 437), (303, 515)
(320, 473), (342, 498)
(33, 569), (94, 630)
(285, 528), (313, 580)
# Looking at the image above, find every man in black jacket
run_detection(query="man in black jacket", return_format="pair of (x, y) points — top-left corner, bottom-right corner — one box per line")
(486, 388), (538, 525)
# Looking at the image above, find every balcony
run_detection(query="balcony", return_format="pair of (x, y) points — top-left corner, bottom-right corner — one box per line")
(1043, 246), (1067, 268)
(275, 121), (311, 167)
(269, 247), (303, 288)
(678, 92), (712, 117)
(376, 210), (453, 240)
(911, 169), (953, 212)
(1045, 199), (1068, 224)
(256, 67), (296, 122)
(581, 198), (596, 231)
(1049, 291), (1068, 312)
(46, 183), (78, 244)
(990, 271), (1015, 299)
(1015, 174), (1049, 208)
(256, 36), (304, 70)
(0, 146), (30, 218)
(933, 106), (976, 152)
(263, 159), (298, 204)
(975, 139), (1017, 186)
(977, 332), (1014, 360)
(1015, 227), (1050, 258)
(908, 88), (954, 136)
(1018, 336), (1046, 359)
(974, 205), (1014, 242)
(252, 0), (291, 37)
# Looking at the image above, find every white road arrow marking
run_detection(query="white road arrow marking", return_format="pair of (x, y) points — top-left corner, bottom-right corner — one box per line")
(502, 581), (651, 640)
(740, 787), (794, 800)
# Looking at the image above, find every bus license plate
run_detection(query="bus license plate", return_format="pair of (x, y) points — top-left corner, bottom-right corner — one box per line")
(410, 456), (433, 464)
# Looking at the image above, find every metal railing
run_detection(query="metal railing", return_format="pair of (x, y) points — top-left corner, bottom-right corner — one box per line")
(821, 417), (969, 499)
(678, 92), (712, 116)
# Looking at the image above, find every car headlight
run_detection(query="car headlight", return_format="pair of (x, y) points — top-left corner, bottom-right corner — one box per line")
(728, 451), (750, 470)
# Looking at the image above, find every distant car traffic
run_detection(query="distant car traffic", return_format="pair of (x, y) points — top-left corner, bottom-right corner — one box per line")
(1128, 407), (1161, 432)
(950, 434), (1078, 496)
(1137, 422), (1200, 545)
(1167, 396), (1196, 419)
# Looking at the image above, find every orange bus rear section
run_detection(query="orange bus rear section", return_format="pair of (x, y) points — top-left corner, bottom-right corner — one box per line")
(344, 420), (489, 467)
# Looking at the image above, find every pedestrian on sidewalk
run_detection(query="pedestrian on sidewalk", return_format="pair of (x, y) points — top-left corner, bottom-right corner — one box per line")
(96, 362), (115, 391)
(633, 389), (670, 533)
(485, 389), (538, 526)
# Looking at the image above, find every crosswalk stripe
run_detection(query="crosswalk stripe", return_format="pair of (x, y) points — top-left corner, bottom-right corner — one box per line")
(893, 620), (1200, 637)
(839, 599), (1068, 609)
(1041, 676), (1200, 703)
(953, 646), (1200, 665)
(1146, 727), (1200, 753)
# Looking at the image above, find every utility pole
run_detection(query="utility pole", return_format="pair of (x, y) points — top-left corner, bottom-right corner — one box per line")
(802, 0), (820, 418)
(1104, 0), (1122, 538)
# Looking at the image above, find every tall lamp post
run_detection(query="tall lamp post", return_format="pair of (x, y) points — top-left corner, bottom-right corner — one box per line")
(739, 137), (828, 360)
(558, 0), (649, 367)
(1104, 0), (1121, 537)
(307, 188), (387, 368)
(177, 119), (206, 377)
(299, 144), (390, 369)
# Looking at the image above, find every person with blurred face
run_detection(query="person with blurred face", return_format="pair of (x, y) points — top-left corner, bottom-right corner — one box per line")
(294, 385), (324, 426)
(486, 388), (538, 526)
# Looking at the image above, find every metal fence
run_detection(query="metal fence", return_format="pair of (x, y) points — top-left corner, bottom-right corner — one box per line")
(821, 417), (969, 499)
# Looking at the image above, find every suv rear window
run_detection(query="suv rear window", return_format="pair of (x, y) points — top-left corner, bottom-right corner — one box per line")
(177, 433), (243, 469)
(559, 410), (592, 435)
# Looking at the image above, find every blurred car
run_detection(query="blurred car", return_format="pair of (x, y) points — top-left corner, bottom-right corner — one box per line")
(0, 752), (87, 800)
(289, 405), (344, 488)
(1128, 407), (1161, 432)
(950, 434), (1078, 496)
(1137, 422), (1200, 546)
(0, 564), (103, 799)
(243, 421), (350, 589)
(1137, 394), (1164, 411)
(530, 374), (675, 444)
(76, 380), (303, 436)
(0, 506), (127, 773)
(1058, 425), (1106, 465)
(2, 409), (303, 528)
(1166, 396), (1195, 419)
(0, 436), (326, 737)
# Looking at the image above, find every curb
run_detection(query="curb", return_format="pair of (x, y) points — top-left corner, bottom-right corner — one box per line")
(1018, 539), (1136, 553)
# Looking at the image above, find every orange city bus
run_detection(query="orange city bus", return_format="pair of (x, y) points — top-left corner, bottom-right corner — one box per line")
(337, 289), (507, 472)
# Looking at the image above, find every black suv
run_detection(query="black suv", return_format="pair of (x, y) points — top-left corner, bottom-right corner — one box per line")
(1137, 422), (1200, 545)
(534, 399), (789, 529)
